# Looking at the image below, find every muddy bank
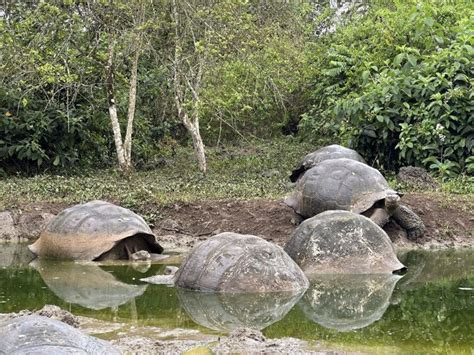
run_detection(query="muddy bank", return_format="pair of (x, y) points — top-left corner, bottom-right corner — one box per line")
(1, 193), (472, 250)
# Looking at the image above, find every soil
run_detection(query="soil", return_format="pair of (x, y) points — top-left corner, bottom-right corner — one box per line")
(4, 192), (473, 250)
(152, 193), (473, 251)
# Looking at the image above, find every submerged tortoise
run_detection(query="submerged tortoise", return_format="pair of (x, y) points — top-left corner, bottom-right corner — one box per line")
(285, 158), (425, 239)
(141, 232), (309, 293)
(0, 315), (120, 354)
(290, 144), (366, 182)
(284, 210), (406, 274)
(29, 200), (163, 261)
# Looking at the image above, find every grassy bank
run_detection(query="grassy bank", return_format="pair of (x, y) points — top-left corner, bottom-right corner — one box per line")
(1, 139), (472, 212)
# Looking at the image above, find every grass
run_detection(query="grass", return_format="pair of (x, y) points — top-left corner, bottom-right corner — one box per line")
(1, 138), (472, 211)
(0, 138), (313, 210)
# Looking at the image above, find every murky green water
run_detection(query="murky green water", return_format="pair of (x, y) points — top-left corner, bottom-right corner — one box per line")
(0, 245), (473, 353)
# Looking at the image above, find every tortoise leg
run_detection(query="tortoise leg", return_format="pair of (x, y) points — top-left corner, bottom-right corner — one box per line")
(366, 207), (390, 227)
(392, 205), (425, 240)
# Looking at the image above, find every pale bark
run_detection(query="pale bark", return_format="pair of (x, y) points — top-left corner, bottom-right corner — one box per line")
(106, 36), (127, 170)
(172, 0), (207, 173)
(123, 44), (140, 167)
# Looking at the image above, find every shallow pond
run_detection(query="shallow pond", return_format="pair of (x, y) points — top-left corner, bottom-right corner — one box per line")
(0, 245), (472, 353)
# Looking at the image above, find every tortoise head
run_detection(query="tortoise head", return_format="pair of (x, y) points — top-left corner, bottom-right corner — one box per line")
(384, 192), (400, 214)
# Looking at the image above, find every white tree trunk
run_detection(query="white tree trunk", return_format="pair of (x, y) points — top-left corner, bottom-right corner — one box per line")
(172, 0), (207, 173)
(123, 46), (140, 167)
(106, 37), (127, 170)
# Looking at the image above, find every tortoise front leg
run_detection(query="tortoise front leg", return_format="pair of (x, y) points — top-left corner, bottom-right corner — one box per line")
(392, 205), (425, 240)
(366, 207), (390, 227)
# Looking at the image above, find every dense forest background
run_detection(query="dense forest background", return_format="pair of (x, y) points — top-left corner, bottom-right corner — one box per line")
(1, 0), (472, 177)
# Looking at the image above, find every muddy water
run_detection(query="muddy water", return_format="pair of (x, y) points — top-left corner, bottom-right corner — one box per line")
(0, 245), (472, 353)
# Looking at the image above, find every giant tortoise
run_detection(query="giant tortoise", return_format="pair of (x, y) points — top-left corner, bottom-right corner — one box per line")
(284, 210), (406, 274)
(290, 144), (366, 182)
(0, 315), (120, 354)
(285, 158), (425, 239)
(29, 200), (163, 261)
(141, 232), (309, 293)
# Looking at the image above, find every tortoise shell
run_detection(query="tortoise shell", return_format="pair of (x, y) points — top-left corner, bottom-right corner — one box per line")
(175, 232), (309, 293)
(29, 200), (163, 261)
(286, 158), (398, 218)
(290, 144), (366, 182)
(0, 315), (120, 354)
(284, 210), (405, 274)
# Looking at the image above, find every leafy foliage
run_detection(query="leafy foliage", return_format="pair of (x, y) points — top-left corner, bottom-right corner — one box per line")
(300, 1), (474, 175)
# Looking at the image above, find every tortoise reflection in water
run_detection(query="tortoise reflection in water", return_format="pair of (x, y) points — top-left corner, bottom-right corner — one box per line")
(28, 200), (163, 261)
(299, 274), (402, 331)
(31, 259), (147, 310)
(177, 288), (304, 331)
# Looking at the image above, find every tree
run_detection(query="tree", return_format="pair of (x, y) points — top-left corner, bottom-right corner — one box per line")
(170, 0), (208, 172)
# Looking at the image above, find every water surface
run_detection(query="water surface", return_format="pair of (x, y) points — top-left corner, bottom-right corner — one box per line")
(0, 245), (472, 353)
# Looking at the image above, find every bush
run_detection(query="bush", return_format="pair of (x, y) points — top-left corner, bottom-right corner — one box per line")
(300, 1), (474, 176)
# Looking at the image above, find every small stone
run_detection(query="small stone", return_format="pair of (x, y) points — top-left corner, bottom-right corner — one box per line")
(130, 250), (151, 261)
(0, 211), (20, 242)
(17, 212), (55, 240)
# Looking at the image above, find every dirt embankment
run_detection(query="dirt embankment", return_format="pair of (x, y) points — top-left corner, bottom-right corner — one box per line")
(3, 193), (473, 250)
(150, 192), (473, 251)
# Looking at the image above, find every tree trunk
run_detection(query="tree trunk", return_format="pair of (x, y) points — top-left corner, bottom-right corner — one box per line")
(123, 44), (140, 167)
(172, 0), (207, 173)
(106, 36), (128, 171)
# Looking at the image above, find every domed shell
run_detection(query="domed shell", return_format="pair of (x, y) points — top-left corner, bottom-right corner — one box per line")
(284, 210), (405, 274)
(175, 232), (309, 293)
(0, 315), (120, 354)
(287, 158), (397, 218)
(29, 200), (163, 261)
(290, 144), (366, 182)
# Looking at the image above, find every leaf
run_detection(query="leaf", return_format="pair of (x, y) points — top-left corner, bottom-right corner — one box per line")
(454, 73), (468, 82)
(406, 54), (417, 67)
(361, 70), (370, 82)
(424, 17), (434, 27)
(393, 53), (405, 66)
(53, 155), (60, 166)
(434, 35), (444, 45)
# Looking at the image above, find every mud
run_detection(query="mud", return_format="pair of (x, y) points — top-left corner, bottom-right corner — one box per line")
(1, 193), (473, 251)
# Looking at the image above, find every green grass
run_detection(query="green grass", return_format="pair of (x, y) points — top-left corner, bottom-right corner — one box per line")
(1, 138), (472, 212)
(0, 138), (313, 211)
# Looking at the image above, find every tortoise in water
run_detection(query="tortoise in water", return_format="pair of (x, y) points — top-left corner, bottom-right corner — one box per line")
(290, 144), (366, 182)
(29, 200), (163, 261)
(284, 210), (406, 274)
(285, 158), (425, 239)
(0, 315), (120, 354)
(141, 232), (309, 293)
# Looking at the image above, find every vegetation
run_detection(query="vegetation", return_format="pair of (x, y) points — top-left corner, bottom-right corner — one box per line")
(1, 139), (471, 216)
(0, 0), (473, 179)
